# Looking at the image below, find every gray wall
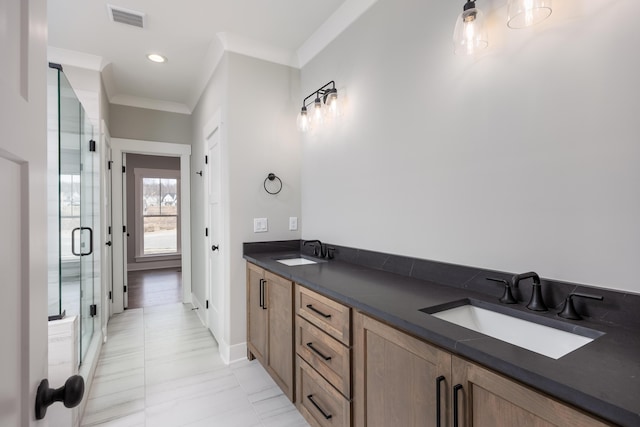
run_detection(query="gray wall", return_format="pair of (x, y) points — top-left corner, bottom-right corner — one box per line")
(191, 52), (302, 353)
(300, 0), (640, 293)
(126, 154), (181, 265)
(110, 104), (191, 144)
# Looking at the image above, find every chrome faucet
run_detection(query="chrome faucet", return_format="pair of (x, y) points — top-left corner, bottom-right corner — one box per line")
(512, 272), (547, 312)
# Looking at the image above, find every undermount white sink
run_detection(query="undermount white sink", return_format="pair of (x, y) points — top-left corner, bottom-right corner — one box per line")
(275, 257), (318, 266)
(426, 301), (603, 359)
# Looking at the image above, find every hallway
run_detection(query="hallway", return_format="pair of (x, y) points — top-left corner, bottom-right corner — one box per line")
(82, 303), (309, 426)
(127, 268), (182, 309)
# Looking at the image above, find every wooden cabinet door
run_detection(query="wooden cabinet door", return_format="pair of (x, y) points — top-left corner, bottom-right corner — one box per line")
(247, 263), (267, 363)
(354, 312), (452, 427)
(266, 271), (295, 401)
(451, 356), (611, 427)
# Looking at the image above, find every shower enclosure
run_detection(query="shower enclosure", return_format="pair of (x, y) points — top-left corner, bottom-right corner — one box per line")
(48, 64), (99, 365)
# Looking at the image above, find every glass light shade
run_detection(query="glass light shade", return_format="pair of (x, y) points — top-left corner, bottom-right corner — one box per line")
(453, 7), (488, 55)
(507, 0), (552, 29)
(297, 108), (310, 132)
(325, 90), (339, 120)
(312, 97), (324, 127)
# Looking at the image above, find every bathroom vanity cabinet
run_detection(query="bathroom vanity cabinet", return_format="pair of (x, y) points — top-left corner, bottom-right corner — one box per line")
(353, 312), (610, 427)
(245, 259), (623, 426)
(246, 263), (294, 401)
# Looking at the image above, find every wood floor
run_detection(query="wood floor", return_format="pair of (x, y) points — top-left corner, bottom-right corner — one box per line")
(127, 268), (182, 309)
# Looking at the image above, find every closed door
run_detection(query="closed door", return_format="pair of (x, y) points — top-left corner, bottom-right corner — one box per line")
(247, 265), (267, 362)
(0, 0), (49, 423)
(266, 273), (294, 401)
(354, 312), (452, 427)
(205, 115), (223, 342)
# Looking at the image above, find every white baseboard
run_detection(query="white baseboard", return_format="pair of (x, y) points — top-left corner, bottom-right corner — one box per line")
(190, 294), (207, 327)
(218, 340), (247, 365)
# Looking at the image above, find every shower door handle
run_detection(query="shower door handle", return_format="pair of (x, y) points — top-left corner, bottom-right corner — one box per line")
(72, 227), (94, 256)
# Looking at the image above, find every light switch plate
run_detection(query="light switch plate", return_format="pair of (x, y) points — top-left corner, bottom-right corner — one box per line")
(254, 218), (268, 233)
(289, 217), (298, 231)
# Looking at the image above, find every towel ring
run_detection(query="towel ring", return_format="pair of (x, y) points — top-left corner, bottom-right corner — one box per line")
(264, 173), (282, 195)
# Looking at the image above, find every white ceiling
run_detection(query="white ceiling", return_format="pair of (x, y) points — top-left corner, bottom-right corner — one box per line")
(48, 0), (378, 113)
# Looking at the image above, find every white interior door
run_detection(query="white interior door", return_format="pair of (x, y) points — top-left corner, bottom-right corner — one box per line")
(122, 153), (129, 309)
(0, 0), (48, 424)
(103, 127), (113, 323)
(206, 119), (223, 343)
(0, 155), (29, 426)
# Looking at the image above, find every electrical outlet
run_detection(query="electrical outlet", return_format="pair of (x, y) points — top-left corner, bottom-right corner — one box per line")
(289, 217), (298, 231)
(254, 218), (268, 233)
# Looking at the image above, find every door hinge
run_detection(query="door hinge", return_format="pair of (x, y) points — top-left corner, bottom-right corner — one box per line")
(90, 304), (97, 317)
(205, 155), (208, 164)
(108, 291), (112, 300)
(206, 300), (209, 309)
(122, 166), (126, 173)
(89, 139), (96, 152)
(108, 160), (113, 170)
(205, 227), (209, 237)
(123, 225), (127, 233)
(124, 285), (127, 292)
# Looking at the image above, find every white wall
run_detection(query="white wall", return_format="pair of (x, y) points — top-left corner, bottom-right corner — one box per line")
(300, 0), (640, 293)
(191, 52), (302, 359)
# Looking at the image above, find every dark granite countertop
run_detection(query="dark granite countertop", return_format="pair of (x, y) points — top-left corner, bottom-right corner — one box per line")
(244, 249), (640, 426)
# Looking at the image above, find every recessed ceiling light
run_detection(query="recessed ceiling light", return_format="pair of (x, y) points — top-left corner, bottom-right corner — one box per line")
(147, 53), (167, 63)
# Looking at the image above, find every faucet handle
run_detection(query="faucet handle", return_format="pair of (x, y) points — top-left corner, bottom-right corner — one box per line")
(486, 277), (517, 304)
(558, 293), (604, 320)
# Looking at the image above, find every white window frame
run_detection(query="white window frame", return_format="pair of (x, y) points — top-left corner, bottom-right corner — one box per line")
(133, 168), (181, 260)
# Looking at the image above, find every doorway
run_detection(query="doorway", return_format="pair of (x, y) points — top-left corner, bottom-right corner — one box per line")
(126, 153), (182, 308)
(110, 138), (192, 314)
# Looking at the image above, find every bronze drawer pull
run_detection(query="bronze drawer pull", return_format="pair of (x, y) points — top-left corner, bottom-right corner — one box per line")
(306, 304), (331, 318)
(306, 342), (332, 361)
(307, 394), (333, 420)
(453, 384), (463, 427)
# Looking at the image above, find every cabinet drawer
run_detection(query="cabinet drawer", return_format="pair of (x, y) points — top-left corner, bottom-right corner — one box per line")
(296, 356), (351, 427)
(296, 316), (351, 398)
(296, 286), (350, 345)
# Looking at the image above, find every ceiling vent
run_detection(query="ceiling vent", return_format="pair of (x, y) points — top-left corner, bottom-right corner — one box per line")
(108, 4), (146, 29)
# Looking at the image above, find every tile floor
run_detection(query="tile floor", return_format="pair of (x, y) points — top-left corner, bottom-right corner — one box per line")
(81, 303), (310, 427)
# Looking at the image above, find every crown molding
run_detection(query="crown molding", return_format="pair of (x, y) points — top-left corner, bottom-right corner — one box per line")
(297, 0), (379, 68)
(217, 32), (298, 68)
(48, 46), (108, 71)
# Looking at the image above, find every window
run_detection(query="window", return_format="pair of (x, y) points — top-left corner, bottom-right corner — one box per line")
(59, 173), (81, 260)
(134, 169), (180, 257)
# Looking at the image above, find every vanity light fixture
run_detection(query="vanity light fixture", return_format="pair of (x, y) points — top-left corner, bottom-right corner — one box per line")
(297, 81), (338, 133)
(453, 0), (488, 55)
(147, 53), (167, 63)
(507, 0), (552, 29)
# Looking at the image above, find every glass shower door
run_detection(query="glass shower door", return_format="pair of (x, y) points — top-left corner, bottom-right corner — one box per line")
(57, 69), (96, 364)
(79, 105), (95, 360)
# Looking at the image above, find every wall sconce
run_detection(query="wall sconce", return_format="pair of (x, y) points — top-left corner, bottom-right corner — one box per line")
(507, 0), (552, 29)
(453, 0), (488, 56)
(297, 81), (339, 133)
(453, 0), (552, 55)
